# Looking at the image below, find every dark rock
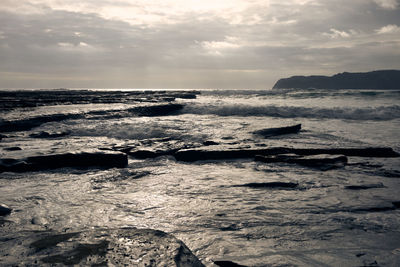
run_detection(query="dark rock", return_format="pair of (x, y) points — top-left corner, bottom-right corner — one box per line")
(0, 151), (128, 173)
(316, 202), (400, 214)
(31, 233), (80, 251)
(128, 103), (184, 116)
(29, 131), (70, 138)
(4, 147), (22, 151)
(0, 205), (12, 216)
(255, 154), (348, 170)
(127, 150), (159, 159)
(126, 148), (179, 159)
(378, 169), (400, 178)
(254, 153), (300, 163)
(214, 260), (248, 267)
(0, 90), (195, 109)
(345, 183), (385, 190)
(174, 147), (399, 162)
(235, 182), (298, 189)
(273, 70), (400, 89)
(392, 201), (400, 208)
(170, 93), (198, 99)
(203, 140), (219, 146)
(334, 202), (400, 213)
(0, 114), (82, 132)
(0, 104), (185, 133)
(121, 140), (200, 159)
(292, 147), (399, 157)
(0, 134), (6, 140)
(174, 147), (287, 162)
(0, 228), (205, 266)
(349, 206), (397, 213)
(253, 124), (301, 137)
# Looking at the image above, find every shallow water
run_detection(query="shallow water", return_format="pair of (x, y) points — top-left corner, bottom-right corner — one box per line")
(1, 89), (400, 266)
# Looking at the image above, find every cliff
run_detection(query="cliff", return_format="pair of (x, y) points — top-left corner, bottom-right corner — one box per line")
(273, 70), (400, 89)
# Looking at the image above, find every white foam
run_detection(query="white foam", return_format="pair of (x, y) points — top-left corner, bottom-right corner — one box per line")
(182, 103), (400, 121)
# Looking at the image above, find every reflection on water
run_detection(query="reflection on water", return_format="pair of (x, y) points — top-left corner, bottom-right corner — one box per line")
(1, 89), (400, 266)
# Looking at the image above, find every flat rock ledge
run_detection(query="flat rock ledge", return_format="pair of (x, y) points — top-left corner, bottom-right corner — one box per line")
(255, 154), (348, 170)
(253, 124), (301, 138)
(0, 151), (128, 172)
(174, 147), (399, 162)
(0, 227), (205, 266)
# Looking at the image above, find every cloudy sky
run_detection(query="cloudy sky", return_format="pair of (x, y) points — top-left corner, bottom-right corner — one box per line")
(1, 0), (399, 89)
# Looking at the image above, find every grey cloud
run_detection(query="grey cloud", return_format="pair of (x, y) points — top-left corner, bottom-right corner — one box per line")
(0, 0), (399, 89)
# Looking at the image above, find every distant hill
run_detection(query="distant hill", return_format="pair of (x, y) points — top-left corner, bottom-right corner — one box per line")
(273, 70), (400, 89)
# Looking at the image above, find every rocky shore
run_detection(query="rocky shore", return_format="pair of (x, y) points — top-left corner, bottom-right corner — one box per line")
(0, 227), (204, 266)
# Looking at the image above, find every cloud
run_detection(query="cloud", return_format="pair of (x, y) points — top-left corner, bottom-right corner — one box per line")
(323, 28), (353, 39)
(0, 0), (400, 89)
(374, 0), (399, 9)
(376, 24), (400, 34)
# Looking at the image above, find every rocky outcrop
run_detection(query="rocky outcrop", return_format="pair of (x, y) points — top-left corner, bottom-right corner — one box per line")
(345, 183), (385, 190)
(255, 154), (348, 170)
(234, 182), (298, 189)
(0, 205), (12, 216)
(214, 260), (248, 267)
(0, 89), (200, 109)
(0, 114), (81, 132)
(0, 104), (185, 133)
(128, 103), (184, 116)
(4, 147), (22, 151)
(345, 202), (400, 213)
(253, 124), (301, 138)
(112, 139), (200, 159)
(0, 228), (205, 266)
(0, 151), (128, 172)
(174, 147), (399, 162)
(273, 70), (400, 89)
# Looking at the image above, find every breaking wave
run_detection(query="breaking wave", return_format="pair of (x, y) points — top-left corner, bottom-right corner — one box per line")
(182, 104), (400, 121)
(201, 89), (400, 99)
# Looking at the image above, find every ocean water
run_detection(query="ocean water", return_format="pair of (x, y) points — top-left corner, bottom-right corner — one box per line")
(1, 88), (400, 266)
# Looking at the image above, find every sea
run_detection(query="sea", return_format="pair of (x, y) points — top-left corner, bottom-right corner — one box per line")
(0, 88), (400, 266)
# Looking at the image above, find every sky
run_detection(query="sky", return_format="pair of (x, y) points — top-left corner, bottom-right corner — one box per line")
(0, 0), (399, 89)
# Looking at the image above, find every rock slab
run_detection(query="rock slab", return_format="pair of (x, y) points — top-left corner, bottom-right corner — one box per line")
(174, 147), (399, 162)
(0, 228), (205, 266)
(253, 124), (301, 138)
(0, 205), (12, 216)
(0, 151), (128, 172)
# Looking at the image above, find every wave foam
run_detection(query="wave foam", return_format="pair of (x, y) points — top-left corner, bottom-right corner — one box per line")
(182, 104), (400, 120)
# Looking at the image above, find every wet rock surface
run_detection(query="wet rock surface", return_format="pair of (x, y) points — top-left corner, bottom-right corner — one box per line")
(174, 146), (399, 162)
(0, 227), (204, 266)
(214, 260), (248, 267)
(312, 201), (400, 214)
(253, 124), (301, 138)
(0, 151), (128, 172)
(234, 182), (299, 189)
(0, 204), (12, 216)
(112, 138), (200, 159)
(255, 154), (348, 170)
(128, 103), (184, 117)
(0, 103), (185, 133)
(0, 90), (200, 110)
(345, 183), (385, 190)
(0, 113), (82, 132)
(4, 146), (22, 151)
